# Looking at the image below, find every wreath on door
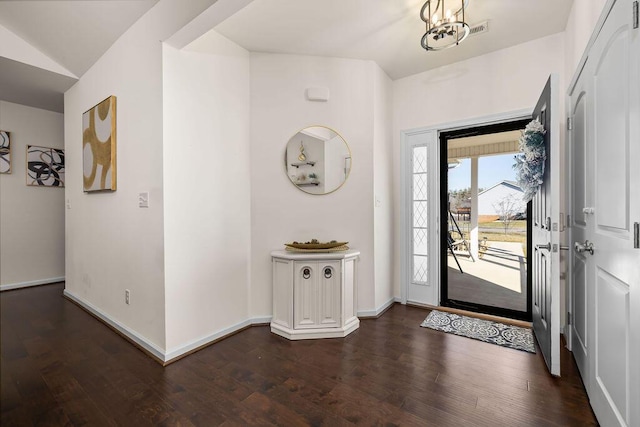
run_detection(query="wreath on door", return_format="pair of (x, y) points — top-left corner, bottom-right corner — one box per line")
(513, 119), (546, 202)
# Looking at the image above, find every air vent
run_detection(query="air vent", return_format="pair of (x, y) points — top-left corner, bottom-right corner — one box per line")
(469, 21), (489, 36)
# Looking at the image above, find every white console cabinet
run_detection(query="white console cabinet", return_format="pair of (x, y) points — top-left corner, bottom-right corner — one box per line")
(270, 250), (360, 340)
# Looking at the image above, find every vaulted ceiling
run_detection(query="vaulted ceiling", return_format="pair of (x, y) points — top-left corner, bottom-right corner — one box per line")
(215, 0), (574, 80)
(0, 0), (574, 113)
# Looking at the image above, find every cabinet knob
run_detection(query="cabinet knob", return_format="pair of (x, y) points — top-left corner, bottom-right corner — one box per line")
(303, 268), (311, 279)
(324, 268), (332, 279)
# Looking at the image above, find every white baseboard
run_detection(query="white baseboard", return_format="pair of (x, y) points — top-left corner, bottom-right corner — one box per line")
(357, 297), (400, 318)
(63, 289), (166, 362)
(1, 277), (65, 292)
(64, 288), (274, 364)
(164, 316), (272, 362)
(249, 316), (273, 325)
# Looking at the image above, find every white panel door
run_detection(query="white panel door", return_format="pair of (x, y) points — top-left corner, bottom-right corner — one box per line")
(531, 75), (561, 376)
(578, 1), (640, 425)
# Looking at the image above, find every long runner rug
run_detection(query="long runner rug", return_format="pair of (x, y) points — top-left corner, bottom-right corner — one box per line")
(420, 310), (536, 353)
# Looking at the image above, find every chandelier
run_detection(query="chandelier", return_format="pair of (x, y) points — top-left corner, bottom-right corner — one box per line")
(420, 0), (470, 51)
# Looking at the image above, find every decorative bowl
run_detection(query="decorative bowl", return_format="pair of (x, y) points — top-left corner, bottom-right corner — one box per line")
(285, 241), (348, 250)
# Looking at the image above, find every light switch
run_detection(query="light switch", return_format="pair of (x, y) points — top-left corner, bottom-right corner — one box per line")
(138, 192), (149, 208)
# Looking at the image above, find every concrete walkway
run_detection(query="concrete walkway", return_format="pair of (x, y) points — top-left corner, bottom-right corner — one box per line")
(447, 241), (527, 312)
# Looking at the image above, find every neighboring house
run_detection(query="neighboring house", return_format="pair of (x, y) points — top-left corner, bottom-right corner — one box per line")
(478, 180), (526, 217)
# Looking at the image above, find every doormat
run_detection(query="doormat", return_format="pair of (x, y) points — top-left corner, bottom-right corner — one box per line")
(420, 310), (535, 353)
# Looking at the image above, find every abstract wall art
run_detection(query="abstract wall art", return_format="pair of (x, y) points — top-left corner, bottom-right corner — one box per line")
(26, 145), (65, 187)
(0, 130), (10, 174)
(83, 95), (117, 191)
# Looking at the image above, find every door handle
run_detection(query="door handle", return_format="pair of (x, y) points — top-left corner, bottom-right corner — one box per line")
(582, 207), (594, 215)
(574, 240), (594, 255)
(536, 242), (551, 251)
(559, 245), (570, 251)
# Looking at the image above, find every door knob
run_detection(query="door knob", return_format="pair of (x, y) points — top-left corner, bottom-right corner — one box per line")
(574, 240), (594, 255)
(536, 242), (551, 251)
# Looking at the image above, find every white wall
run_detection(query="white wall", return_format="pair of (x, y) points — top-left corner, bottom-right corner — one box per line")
(63, 0), (225, 355)
(0, 101), (65, 288)
(564, 0), (609, 86)
(162, 29), (251, 354)
(249, 53), (378, 316)
(373, 65), (394, 311)
(392, 32), (566, 299)
(64, 6), (170, 350)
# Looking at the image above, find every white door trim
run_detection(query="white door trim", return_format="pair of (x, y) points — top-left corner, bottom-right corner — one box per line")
(564, 0), (618, 353)
(400, 108), (532, 306)
(567, 0), (618, 95)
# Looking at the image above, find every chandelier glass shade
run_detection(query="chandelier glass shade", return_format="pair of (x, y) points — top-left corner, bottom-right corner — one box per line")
(420, 0), (470, 51)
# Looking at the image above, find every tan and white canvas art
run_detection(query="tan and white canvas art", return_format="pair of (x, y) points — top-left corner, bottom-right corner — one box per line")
(82, 96), (117, 191)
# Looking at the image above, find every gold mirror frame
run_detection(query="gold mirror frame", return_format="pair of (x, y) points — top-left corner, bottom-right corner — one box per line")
(284, 126), (352, 195)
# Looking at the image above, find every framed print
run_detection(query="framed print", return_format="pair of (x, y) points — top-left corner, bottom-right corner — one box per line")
(0, 130), (10, 174)
(26, 145), (65, 187)
(83, 95), (116, 191)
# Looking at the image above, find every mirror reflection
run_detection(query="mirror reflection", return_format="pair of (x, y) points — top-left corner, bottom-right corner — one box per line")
(285, 126), (351, 195)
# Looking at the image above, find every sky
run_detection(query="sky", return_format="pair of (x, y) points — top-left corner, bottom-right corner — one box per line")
(448, 154), (518, 191)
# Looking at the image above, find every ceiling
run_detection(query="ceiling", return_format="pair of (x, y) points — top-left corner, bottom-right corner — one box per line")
(448, 130), (522, 160)
(0, 0), (158, 112)
(0, 0), (158, 78)
(450, 130), (521, 149)
(215, 0), (574, 80)
(0, 0), (574, 113)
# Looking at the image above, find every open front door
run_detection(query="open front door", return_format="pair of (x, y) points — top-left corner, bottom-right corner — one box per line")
(531, 75), (561, 376)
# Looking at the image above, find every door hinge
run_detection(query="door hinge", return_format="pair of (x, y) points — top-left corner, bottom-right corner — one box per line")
(566, 214), (571, 228)
(634, 222), (639, 248)
(567, 117), (573, 130)
(634, 1), (639, 29)
(567, 312), (571, 325)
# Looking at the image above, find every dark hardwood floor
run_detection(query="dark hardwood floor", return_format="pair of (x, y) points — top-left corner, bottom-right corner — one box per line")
(1, 283), (596, 426)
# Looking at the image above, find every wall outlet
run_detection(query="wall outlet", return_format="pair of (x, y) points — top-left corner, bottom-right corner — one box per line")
(125, 289), (130, 305)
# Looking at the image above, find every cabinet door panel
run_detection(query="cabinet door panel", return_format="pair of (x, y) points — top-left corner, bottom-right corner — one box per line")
(294, 263), (318, 329)
(272, 258), (293, 329)
(319, 261), (341, 327)
(343, 258), (357, 324)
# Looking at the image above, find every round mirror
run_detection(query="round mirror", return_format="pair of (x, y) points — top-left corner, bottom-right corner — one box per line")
(285, 126), (351, 195)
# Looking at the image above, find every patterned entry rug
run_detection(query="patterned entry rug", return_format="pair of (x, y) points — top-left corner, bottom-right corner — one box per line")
(421, 310), (536, 353)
